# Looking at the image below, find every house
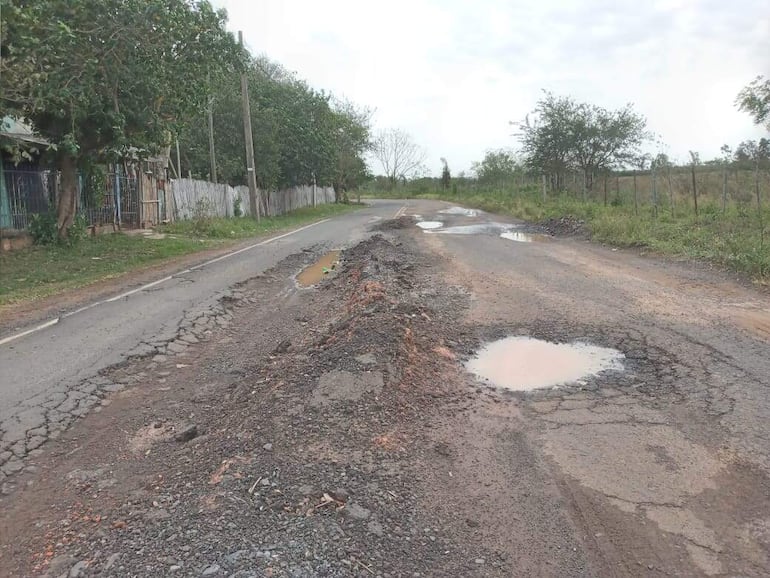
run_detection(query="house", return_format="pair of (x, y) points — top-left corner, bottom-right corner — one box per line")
(0, 117), (52, 233)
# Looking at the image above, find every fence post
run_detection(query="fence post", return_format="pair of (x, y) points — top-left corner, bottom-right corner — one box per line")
(115, 165), (122, 227)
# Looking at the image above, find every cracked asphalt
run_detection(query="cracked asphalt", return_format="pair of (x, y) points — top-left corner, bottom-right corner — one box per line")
(418, 201), (770, 576)
(1, 199), (769, 577)
(0, 202), (403, 486)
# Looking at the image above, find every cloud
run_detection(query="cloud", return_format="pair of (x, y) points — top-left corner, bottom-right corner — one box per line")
(213, 0), (769, 173)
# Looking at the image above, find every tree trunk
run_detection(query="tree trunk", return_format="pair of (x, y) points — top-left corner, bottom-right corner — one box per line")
(56, 154), (78, 239)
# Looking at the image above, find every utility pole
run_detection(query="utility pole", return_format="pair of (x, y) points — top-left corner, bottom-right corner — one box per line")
(207, 75), (217, 183)
(175, 139), (182, 180)
(239, 31), (259, 221)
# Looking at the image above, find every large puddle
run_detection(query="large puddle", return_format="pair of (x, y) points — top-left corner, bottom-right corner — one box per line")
(439, 206), (479, 217)
(433, 223), (510, 235)
(500, 231), (551, 243)
(296, 251), (340, 287)
(466, 336), (624, 391)
(416, 221), (443, 230)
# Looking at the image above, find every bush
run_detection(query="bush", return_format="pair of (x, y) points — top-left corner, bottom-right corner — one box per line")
(29, 212), (88, 246)
(29, 212), (58, 245)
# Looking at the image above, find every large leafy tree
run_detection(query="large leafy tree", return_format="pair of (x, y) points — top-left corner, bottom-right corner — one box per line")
(736, 76), (770, 132)
(517, 92), (649, 194)
(176, 58), (371, 195)
(471, 149), (521, 186)
(1, 0), (240, 237)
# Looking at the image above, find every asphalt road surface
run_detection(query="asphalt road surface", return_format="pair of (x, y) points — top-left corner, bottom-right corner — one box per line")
(0, 201), (404, 473)
(2, 199), (770, 577)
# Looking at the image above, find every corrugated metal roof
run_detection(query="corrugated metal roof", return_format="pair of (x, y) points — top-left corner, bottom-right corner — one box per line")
(1, 117), (50, 146)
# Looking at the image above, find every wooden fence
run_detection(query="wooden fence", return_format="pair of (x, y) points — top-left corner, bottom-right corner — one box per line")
(169, 179), (336, 221)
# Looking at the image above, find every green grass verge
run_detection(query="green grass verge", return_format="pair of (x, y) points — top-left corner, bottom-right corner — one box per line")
(377, 188), (770, 282)
(160, 203), (359, 239)
(0, 203), (360, 307)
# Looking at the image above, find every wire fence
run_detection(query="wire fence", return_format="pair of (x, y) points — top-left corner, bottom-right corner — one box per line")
(0, 167), (141, 231)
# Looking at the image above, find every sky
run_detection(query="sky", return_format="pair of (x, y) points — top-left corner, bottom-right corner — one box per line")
(212, 0), (769, 175)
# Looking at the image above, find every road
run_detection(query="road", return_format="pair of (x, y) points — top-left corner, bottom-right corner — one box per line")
(413, 200), (770, 575)
(0, 201), (403, 476)
(1, 198), (770, 576)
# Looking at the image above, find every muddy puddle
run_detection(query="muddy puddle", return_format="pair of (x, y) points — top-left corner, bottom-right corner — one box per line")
(432, 222), (511, 235)
(465, 336), (624, 391)
(416, 221), (443, 230)
(296, 251), (340, 287)
(500, 231), (551, 243)
(439, 206), (479, 217)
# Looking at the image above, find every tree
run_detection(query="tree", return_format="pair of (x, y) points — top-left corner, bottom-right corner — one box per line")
(330, 99), (372, 199)
(440, 158), (451, 190)
(736, 76), (770, 131)
(471, 149), (520, 186)
(515, 92), (576, 190)
(2, 0), (240, 238)
(516, 92), (649, 197)
(372, 129), (426, 186)
(175, 58), (371, 195)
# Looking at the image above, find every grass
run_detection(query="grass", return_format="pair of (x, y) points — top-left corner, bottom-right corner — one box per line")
(0, 203), (361, 307)
(160, 203), (359, 239)
(372, 186), (770, 283)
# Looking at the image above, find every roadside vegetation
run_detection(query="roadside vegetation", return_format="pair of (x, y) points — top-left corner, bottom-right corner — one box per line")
(0, 203), (359, 307)
(409, 185), (770, 281)
(367, 81), (770, 283)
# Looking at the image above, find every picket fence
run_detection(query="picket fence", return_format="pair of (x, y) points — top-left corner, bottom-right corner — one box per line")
(170, 179), (336, 220)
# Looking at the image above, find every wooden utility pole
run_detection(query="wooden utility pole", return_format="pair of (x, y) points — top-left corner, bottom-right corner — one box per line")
(175, 139), (182, 180)
(207, 82), (217, 183)
(239, 31), (259, 221)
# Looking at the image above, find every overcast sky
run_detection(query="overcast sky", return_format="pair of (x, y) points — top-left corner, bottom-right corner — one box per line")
(213, 0), (769, 175)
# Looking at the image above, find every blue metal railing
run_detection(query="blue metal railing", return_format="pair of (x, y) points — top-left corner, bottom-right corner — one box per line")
(0, 166), (140, 231)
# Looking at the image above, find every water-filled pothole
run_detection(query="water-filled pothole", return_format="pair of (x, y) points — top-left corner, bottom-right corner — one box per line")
(433, 223), (510, 235)
(296, 251), (340, 287)
(500, 231), (551, 243)
(465, 336), (624, 391)
(439, 206), (479, 217)
(416, 221), (443, 230)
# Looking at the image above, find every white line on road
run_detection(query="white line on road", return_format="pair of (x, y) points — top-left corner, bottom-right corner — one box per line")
(0, 318), (60, 347)
(0, 218), (332, 348)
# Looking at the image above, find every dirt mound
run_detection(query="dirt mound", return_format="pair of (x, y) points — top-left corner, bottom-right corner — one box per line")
(371, 215), (415, 231)
(10, 235), (495, 578)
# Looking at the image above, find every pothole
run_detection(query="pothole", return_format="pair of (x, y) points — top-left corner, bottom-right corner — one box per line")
(416, 221), (443, 230)
(296, 251), (340, 287)
(439, 206), (479, 217)
(432, 223), (511, 235)
(465, 336), (624, 391)
(500, 231), (551, 243)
